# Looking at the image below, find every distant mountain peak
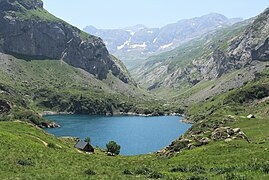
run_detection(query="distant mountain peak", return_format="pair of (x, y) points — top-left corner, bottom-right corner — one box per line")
(123, 24), (147, 32)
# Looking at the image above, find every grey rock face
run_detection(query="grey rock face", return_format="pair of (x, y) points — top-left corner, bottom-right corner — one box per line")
(0, 0), (132, 83)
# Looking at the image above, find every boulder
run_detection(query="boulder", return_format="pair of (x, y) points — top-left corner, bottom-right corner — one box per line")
(0, 99), (11, 114)
(233, 128), (241, 133)
(247, 114), (255, 118)
(199, 137), (210, 145)
(211, 127), (234, 140)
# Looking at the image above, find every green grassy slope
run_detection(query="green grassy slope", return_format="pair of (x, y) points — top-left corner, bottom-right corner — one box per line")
(0, 117), (268, 179)
(0, 54), (176, 126)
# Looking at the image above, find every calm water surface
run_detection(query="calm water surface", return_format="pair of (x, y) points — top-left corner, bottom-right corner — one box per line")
(45, 115), (191, 155)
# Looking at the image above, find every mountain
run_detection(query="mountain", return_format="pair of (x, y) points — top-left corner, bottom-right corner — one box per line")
(0, 0), (133, 84)
(84, 14), (243, 68)
(132, 7), (269, 105)
(0, 0), (174, 126)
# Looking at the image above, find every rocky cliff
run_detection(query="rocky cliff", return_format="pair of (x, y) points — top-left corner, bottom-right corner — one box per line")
(0, 0), (133, 84)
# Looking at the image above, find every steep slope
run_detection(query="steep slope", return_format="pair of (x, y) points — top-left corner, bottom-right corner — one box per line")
(84, 14), (242, 68)
(0, 0), (174, 126)
(133, 8), (269, 98)
(132, 20), (250, 89)
(0, 0), (133, 84)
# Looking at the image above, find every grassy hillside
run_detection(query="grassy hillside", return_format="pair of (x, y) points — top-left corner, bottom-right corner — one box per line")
(0, 116), (268, 179)
(0, 53), (178, 126)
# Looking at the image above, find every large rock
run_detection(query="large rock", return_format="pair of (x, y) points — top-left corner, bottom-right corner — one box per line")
(0, 99), (11, 114)
(0, 0), (132, 84)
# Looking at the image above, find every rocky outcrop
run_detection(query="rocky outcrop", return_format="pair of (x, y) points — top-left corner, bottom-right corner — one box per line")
(0, 99), (11, 114)
(158, 126), (249, 156)
(135, 8), (269, 91)
(205, 8), (269, 79)
(0, 0), (132, 84)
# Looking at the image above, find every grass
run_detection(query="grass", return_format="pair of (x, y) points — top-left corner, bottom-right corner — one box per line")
(0, 120), (268, 179)
(0, 56), (178, 125)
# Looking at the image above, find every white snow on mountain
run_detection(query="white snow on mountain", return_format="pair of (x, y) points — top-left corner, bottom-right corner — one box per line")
(160, 42), (173, 50)
(130, 42), (147, 49)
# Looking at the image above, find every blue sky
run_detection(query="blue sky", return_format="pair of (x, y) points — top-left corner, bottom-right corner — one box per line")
(43, 0), (268, 29)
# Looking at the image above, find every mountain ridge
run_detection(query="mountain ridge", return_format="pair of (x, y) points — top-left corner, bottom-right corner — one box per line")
(84, 13), (243, 68)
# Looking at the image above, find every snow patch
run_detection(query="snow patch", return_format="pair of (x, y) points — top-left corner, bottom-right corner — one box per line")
(160, 42), (173, 49)
(147, 31), (153, 34)
(130, 42), (147, 49)
(117, 40), (130, 50)
(126, 30), (136, 36)
(153, 38), (158, 43)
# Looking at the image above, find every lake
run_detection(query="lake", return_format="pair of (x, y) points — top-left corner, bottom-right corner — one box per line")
(45, 115), (191, 155)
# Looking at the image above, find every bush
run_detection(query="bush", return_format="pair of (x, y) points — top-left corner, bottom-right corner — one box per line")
(84, 169), (96, 175)
(84, 137), (91, 143)
(186, 176), (208, 180)
(170, 166), (188, 172)
(261, 163), (269, 174)
(47, 143), (57, 148)
(17, 160), (33, 166)
(134, 167), (151, 175)
(147, 171), (164, 179)
(123, 169), (133, 175)
(224, 173), (246, 180)
(106, 141), (120, 155)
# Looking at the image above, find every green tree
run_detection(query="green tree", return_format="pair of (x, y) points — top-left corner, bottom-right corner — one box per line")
(106, 141), (120, 155)
(84, 137), (91, 143)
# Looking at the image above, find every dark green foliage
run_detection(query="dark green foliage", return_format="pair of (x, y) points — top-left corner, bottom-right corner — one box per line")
(123, 169), (133, 175)
(261, 163), (269, 174)
(84, 137), (91, 143)
(134, 167), (164, 179)
(17, 160), (33, 166)
(13, 109), (45, 125)
(186, 175), (208, 180)
(170, 166), (205, 173)
(84, 169), (96, 175)
(47, 143), (57, 148)
(134, 167), (151, 175)
(147, 171), (164, 179)
(170, 166), (188, 172)
(106, 141), (121, 155)
(224, 173), (247, 180)
(224, 84), (269, 104)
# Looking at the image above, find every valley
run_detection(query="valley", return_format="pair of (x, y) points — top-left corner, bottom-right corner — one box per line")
(0, 0), (269, 179)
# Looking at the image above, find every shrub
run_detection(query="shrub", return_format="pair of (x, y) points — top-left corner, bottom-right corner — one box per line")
(106, 141), (120, 155)
(84, 169), (96, 175)
(84, 137), (91, 143)
(47, 143), (57, 148)
(261, 162), (269, 174)
(170, 166), (188, 172)
(17, 160), (33, 166)
(123, 169), (133, 175)
(186, 176), (208, 180)
(224, 173), (246, 180)
(147, 171), (164, 179)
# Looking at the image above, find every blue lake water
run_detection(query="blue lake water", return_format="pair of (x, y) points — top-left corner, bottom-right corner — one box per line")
(45, 115), (191, 155)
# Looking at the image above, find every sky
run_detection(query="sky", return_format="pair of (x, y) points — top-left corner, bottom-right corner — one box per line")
(42, 0), (269, 30)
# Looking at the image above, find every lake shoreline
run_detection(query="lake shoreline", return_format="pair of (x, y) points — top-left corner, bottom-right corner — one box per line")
(44, 114), (191, 156)
(41, 111), (183, 118)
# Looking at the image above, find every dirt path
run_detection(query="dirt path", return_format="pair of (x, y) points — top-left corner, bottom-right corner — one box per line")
(25, 134), (48, 146)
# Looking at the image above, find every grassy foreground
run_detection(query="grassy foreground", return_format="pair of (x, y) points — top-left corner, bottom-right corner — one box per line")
(0, 117), (268, 179)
